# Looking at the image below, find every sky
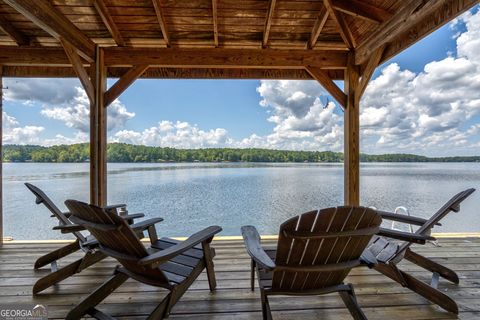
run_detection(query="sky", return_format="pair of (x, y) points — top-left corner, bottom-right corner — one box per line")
(2, 6), (480, 157)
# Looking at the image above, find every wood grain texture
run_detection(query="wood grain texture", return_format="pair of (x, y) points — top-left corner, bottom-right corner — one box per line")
(152, 0), (170, 47)
(262, 0), (276, 48)
(104, 65), (149, 107)
(93, 0), (124, 46)
(323, 0), (355, 49)
(0, 14), (28, 45)
(212, 0), (218, 47)
(308, 7), (328, 49)
(332, 0), (392, 23)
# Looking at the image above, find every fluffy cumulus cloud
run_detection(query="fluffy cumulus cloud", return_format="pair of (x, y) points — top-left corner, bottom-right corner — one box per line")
(359, 9), (480, 154)
(4, 78), (78, 105)
(112, 121), (229, 148)
(2, 111), (45, 144)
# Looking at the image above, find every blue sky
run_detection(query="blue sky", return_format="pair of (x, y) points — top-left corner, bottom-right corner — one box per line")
(3, 6), (480, 156)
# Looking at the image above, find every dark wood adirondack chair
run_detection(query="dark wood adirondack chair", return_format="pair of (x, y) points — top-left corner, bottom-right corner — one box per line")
(367, 188), (475, 314)
(64, 199), (222, 320)
(242, 206), (382, 320)
(25, 182), (161, 294)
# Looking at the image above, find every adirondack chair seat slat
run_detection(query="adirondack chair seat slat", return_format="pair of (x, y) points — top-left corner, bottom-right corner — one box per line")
(64, 199), (222, 320)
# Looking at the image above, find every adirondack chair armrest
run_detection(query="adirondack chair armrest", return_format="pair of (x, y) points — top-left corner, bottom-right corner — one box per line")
(130, 217), (164, 232)
(241, 225), (276, 271)
(121, 213), (145, 221)
(104, 203), (127, 210)
(377, 210), (441, 227)
(378, 227), (436, 244)
(139, 226), (222, 268)
(52, 224), (86, 234)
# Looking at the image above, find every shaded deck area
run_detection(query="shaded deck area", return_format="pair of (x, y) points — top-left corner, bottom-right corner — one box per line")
(0, 237), (479, 319)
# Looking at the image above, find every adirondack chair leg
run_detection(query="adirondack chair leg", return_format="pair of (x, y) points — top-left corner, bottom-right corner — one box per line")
(146, 292), (172, 320)
(260, 290), (273, 320)
(374, 263), (459, 314)
(250, 259), (256, 291)
(34, 240), (81, 269)
(66, 271), (129, 320)
(339, 284), (367, 320)
(33, 251), (106, 295)
(405, 248), (459, 284)
(202, 241), (217, 292)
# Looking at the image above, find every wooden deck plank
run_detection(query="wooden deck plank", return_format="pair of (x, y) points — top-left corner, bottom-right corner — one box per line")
(0, 238), (479, 319)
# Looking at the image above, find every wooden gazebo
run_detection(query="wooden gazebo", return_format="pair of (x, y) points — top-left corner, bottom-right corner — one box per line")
(0, 0), (478, 244)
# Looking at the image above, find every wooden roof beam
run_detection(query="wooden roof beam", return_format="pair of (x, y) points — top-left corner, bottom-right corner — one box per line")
(323, 0), (355, 49)
(152, 0), (170, 47)
(104, 47), (348, 69)
(93, 0), (125, 47)
(0, 15), (29, 46)
(60, 39), (94, 104)
(356, 45), (385, 101)
(355, 0), (477, 65)
(308, 7), (329, 49)
(0, 46), (75, 66)
(105, 65), (149, 107)
(306, 66), (347, 109)
(212, 0), (219, 47)
(379, 0), (479, 65)
(4, 0), (95, 61)
(332, 0), (392, 24)
(263, 0), (277, 48)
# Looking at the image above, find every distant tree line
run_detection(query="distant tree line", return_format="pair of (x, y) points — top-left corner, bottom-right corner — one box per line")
(2, 143), (479, 163)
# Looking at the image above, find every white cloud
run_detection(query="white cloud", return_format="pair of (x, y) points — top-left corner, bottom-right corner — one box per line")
(112, 121), (229, 148)
(4, 78), (79, 104)
(2, 111), (45, 145)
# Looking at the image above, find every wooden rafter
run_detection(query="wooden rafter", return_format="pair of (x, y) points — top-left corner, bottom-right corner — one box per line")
(152, 0), (170, 47)
(0, 15), (29, 46)
(93, 0), (125, 47)
(4, 0), (95, 61)
(104, 47), (348, 69)
(105, 65), (149, 107)
(323, 0), (355, 49)
(305, 66), (347, 110)
(61, 39), (94, 104)
(263, 0), (277, 48)
(357, 45), (385, 100)
(355, 0), (473, 65)
(212, 0), (219, 47)
(379, 0), (478, 65)
(308, 7), (329, 49)
(332, 0), (392, 24)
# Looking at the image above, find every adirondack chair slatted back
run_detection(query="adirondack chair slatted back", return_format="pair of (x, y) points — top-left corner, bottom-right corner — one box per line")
(65, 200), (170, 284)
(25, 183), (87, 242)
(398, 188), (475, 253)
(272, 207), (381, 291)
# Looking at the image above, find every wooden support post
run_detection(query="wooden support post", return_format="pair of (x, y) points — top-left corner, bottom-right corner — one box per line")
(0, 65), (3, 246)
(344, 52), (360, 206)
(90, 46), (107, 206)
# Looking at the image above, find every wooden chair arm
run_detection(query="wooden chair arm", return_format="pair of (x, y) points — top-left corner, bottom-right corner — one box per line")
(378, 227), (436, 244)
(53, 224), (86, 234)
(241, 225), (276, 271)
(104, 203), (127, 210)
(139, 226), (222, 268)
(121, 213), (145, 221)
(130, 217), (164, 232)
(377, 210), (441, 227)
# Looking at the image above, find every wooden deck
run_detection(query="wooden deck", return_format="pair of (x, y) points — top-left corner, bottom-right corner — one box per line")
(1, 237), (479, 319)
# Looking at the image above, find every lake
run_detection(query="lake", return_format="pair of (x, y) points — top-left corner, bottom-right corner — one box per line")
(3, 162), (479, 240)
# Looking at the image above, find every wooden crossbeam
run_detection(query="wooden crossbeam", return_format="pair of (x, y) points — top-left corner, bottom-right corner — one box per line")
(357, 45), (385, 100)
(263, 0), (277, 48)
(104, 65), (149, 107)
(104, 48), (348, 69)
(332, 0), (392, 24)
(308, 7), (329, 49)
(0, 15), (29, 46)
(323, 0), (355, 49)
(379, 0), (479, 65)
(93, 0), (125, 47)
(61, 39), (94, 104)
(212, 0), (219, 47)
(305, 66), (346, 109)
(152, 0), (170, 47)
(4, 0), (95, 61)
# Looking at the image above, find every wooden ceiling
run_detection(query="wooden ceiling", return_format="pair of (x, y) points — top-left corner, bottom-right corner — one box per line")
(0, 0), (478, 79)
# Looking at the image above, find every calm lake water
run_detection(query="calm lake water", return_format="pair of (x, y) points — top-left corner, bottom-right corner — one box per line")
(3, 162), (480, 240)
